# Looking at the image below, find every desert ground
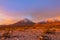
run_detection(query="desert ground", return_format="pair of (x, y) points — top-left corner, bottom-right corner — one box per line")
(0, 27), (60, 40)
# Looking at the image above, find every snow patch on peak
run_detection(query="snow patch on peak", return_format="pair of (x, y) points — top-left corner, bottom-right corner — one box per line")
(22, 18), (30, 23)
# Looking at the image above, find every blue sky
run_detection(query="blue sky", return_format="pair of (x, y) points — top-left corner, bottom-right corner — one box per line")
(0, 0), (60, 12)
(0, 0), (60, 24)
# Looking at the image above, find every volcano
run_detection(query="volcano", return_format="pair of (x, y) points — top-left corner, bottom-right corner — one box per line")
(10, 18), (35, 27)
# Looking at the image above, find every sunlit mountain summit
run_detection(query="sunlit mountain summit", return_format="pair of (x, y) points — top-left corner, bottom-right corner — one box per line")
(0, 18), (60, 28)
(10, 18), (35, 27)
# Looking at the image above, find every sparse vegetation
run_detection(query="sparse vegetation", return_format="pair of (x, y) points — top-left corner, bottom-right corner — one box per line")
(0, 21), (60, 40)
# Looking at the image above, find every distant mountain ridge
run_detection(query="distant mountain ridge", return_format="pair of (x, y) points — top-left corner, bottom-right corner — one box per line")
(0, 18), (60, 28)
(38, 19), (60, 23)
(9, 18), (35, 27)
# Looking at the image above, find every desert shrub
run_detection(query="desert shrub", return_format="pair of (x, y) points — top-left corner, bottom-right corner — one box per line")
(44, 28), (56, 34)
(39, 35), (51, 40)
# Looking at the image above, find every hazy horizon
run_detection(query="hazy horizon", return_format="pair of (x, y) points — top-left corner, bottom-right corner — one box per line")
(0, 0), (60, 25)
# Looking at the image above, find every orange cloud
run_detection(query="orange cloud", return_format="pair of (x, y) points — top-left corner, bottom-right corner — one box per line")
(1, 18), (18, 25)
(0, 6), (60, 24)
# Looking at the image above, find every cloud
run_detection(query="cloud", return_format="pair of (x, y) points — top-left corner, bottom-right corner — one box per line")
(0, 6), (60, 24)
(0, 13), (17, 25)
(30, 9), (60, 22)
(0, 7), (20, 25)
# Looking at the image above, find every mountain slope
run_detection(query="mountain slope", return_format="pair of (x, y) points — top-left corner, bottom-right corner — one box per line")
(34, 19), (60, 28)
(10, 18), (35, 27)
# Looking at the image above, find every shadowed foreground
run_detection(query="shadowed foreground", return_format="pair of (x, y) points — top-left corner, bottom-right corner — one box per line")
(0, 19), (60, 40)
(0, 28), (60, 40)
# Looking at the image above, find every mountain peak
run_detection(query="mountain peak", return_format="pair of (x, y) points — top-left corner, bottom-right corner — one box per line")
(11, 18), (35, 27)
(46, 19), (60, 23)
(21, 18), (31, 23)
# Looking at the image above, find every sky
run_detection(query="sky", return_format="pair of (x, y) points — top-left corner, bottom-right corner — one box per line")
(0, 0), (60, 25)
